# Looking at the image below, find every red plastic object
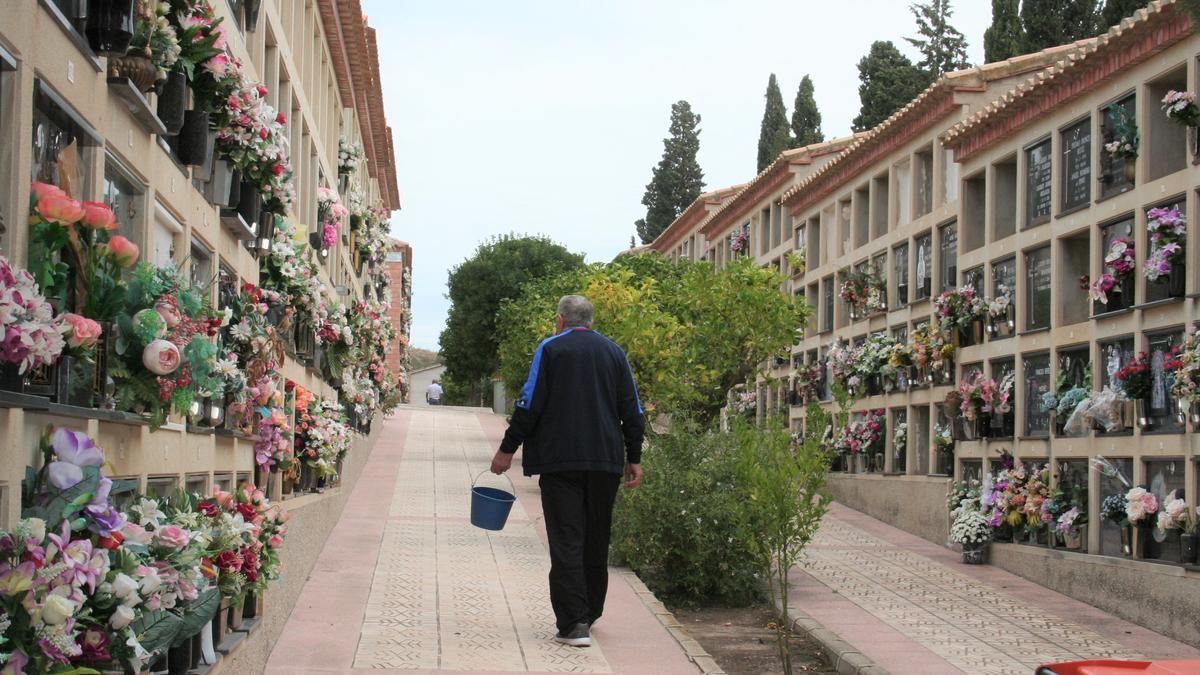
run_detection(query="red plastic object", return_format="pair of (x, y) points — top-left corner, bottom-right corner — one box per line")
(1036, 660), (1200, 675)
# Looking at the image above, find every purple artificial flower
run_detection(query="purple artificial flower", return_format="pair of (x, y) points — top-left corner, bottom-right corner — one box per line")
(76, 628), (112, 663)
(82, 503), (126, 538)
(90, 476), (112, 507)
(46, 461), (83, 490)
(50, 428), (104, 468)
(2, 648), (30, 675)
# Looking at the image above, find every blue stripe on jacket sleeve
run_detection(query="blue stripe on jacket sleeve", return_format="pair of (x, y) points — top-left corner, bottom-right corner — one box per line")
(516, 330), (571, 410)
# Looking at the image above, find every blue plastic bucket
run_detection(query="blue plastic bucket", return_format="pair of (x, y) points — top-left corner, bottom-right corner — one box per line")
(470, 471), (516, 531)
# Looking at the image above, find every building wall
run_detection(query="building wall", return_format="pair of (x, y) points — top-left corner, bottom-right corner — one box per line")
(385, 241), (413, 399)
(0, 0), (396, 524)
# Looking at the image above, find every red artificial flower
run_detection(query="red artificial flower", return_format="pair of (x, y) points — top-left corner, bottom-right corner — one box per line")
(216, 549), (242, 573)
(198, 500), (219, 517)
(236, 502), (258, 521)
(276, 111), (286, 124)
(99, 531), (124, 550)
(271, 163), (285, 176)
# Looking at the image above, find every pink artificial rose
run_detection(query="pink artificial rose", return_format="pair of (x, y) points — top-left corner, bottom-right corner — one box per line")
(213, 489), (234, 510)
(120, 523), (153, 546)
(60, 314), (102, 349)
(105, 236), (139, 268)
(142, 339), (181, 375)
(1142, 492), (1159, 513)
(153, 525), (191, 550)
(80, 201), (117, 230)
(154, 300), (181, 329)
(30, 182), (66, 201)
(267, 534), (283, 548)
(37, 193), (84, 225)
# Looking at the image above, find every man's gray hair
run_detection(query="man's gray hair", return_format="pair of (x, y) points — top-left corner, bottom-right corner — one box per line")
(557, 295), (594, 328)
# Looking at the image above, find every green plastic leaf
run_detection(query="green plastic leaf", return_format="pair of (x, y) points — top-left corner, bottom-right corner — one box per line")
(171, 588), (221, 647)
(132, 609), (184, 655)
(23, 466), (101, 529)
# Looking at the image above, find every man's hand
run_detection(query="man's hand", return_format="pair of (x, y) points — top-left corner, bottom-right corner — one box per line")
(623, 463), (643, 488)
(491, 450), (514, 475)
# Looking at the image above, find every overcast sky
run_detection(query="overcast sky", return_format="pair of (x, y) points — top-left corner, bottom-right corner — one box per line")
(365, 0), (993, 351)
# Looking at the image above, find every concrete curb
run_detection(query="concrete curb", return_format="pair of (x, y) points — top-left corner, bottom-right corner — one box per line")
(772, 595), (890, 675)
(617, 568), (727, 674)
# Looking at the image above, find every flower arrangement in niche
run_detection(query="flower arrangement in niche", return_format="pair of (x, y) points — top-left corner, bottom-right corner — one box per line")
(892, 421), (907, 456)
(1144, 206), (1186, 282)
(825, 340), (859, 390)
(1089, 237), (1135, 305)
(1157, 490), (1189, 531)
(0, 254), (67, 374)
(1114, 350), (1173, 401)
(933, 422), (953, 452)
(297, 399), (352, 477)
(317, 186), (348, 249)
(1162, 90), (1200, 127)
(934, 286), (987, 333)
(1171, 325), (1200, 406)
(128, 0), (181, 81)
(1124, 486), (1159, 527)
(729, 389), (757, 418)
(1103, 102), (1139, 161)
(832, 409), (885, 457)
(838, 268), (886, 315)
(909, 323), (954, 374)
(730, 226), (749, 255)
(1102, 493), (1129, 528)
(956, 372), (1014, 421)
(951, 510), (991, 546)
(786, 248), (806, 276)
(987, 285), (1012, 320)
(792, 361), (821, 402)
(338, 137), (364, 176)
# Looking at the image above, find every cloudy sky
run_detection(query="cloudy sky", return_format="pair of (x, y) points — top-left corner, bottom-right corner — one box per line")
(364, 0), (993, 351)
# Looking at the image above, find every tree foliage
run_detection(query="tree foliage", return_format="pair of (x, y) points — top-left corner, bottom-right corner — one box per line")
(790, 75), (824, 149)
(852, 41), (932, 132)
(757, 74), (792, 172)
(906, 0), (971, 79)
(1021, 0), (1100, 52)
(1100, 0), (1148, 28)
(496, 255), (809, 427)
(439, 235), (584, 404)
(983, 0), (1025, 63)
(636, 101), (706, 245)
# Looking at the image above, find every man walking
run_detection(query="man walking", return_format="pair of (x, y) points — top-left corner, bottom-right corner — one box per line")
(490, 295), (645, 648)
(425, 379), (443, 406)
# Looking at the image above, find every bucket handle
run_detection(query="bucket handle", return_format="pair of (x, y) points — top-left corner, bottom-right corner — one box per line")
(473, 470), (515, 493)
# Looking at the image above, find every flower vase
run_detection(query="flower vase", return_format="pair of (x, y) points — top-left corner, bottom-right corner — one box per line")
(1135, 398), (1151, 430)
(867, 374), (881, 396)
(148, 653), (169, 674)
(156, 71), (187, 135)
(960, 542), (986, 565)
(975, 413), (992, 439)
(243, 590), (260, 620)
(108, 54), (158, 93)
(1120, 526), (1134, 557)
(85, 0), (136, 54)
(237, 179), (262, 231)
(872, 451), (884, 473)
(1063, 525), (1085, 551)
(176, 110), (213, 167)
(167, 639), (192, 675)
(1123, 157), (1136, 183)
(207, 159), (240, 209)
(852, 453), (865, 474)
(229, 595), (244, 630)
(1181, 533), (1198, 564)
(339, 172), (351, 194)
(212, 597), (230, 648)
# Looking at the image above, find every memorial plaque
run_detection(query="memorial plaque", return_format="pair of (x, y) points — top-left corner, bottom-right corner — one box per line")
(1026, 139), (1052, 226)
(1061, 119), (1090, 212)
(1026, 247), (1051, 329)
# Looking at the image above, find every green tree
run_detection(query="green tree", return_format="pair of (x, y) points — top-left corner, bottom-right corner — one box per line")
(852, 41), (931, 132)
(906, 0), (971, 79)
(983, 0), (1025, 63)
(734, 412), (831, 674)
(1100, 0), (1148, 27)
(1022, 0), (1100, 52)
(789, 75), (824, 149)
(757, 74), (792, 172)
(438, 234), (584, 405)
(636, 101), (706, 245)
(497, 255), (808, 426)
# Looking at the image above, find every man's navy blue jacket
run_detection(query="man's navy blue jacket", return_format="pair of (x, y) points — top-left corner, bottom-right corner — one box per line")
(499, 327), (645, 476)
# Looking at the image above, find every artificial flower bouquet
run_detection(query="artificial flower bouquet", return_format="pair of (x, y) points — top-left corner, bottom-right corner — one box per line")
(729, 389), (757, 418)
(1103, 102), (1139, 161)
(1124, 486), (1159, 527)
(317, 187), (349, 249)
(1144, 206), (1186, 283)
(1161, 90), (1200, 128)
(0, 254), (68, 377)
(832, 409), (885, 457)
(792, 362), (822, 403)
(838, 268), (885, 315)
(934, 286), (986, 333)
(128, 0), (181, 82)
(109, 263), (228, 429)
(730, 227), (749, 254)
(892, 421), (907, 458)
(338, 137), (364, 176)
(1171, 325), (1200, 407)
(956, 371), (1014, 421)
(1115, 351), (1165, 402)
(298, 399), (352, 478)
(950, 509), (991, 547)
(825, 340), (858, 387)
(260, 218), (327, 330)
(1089, 237), (1135, 305)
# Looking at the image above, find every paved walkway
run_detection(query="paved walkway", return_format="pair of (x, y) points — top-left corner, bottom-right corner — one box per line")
(792, 503), (1200, 675)
(267, 406), (700, 674)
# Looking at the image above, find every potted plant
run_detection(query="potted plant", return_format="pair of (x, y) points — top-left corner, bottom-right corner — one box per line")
(1143, 206), (1187, 298)
(951, 509), (991, 564)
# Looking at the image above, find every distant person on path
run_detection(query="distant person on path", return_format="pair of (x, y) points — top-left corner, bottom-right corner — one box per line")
(425, 379), (443, 405)
(491, 295), (645, 648)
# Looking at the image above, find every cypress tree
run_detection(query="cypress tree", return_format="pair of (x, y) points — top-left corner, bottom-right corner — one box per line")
(983, 0), (1025, 63)
(1022, 0), (1100, 52)
(852, 41), (931, 132)
(906, 0), (971, 79)
(636, 101), (706, 245)
(1100, 0), (1148, 28)
(757, 74), (791, 172)
(790, 75), (824, 149)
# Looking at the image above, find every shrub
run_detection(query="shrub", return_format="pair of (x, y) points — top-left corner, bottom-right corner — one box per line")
(611, 424), (763, 607)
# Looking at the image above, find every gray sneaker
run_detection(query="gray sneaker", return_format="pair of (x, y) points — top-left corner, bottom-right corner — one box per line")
(554, 623), (591, 647)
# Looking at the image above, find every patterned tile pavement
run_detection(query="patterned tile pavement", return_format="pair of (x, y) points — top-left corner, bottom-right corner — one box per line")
(792, 504), (1200, 674)
(269, 407), (700, 674)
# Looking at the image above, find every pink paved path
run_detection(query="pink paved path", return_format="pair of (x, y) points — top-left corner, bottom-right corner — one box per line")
(267, 406), (700, 674)
(792, 503), (1200, 675)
